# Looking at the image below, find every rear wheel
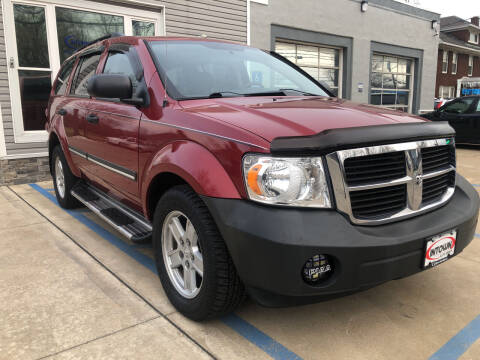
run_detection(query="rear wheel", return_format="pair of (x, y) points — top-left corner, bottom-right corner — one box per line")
(153, 185), (245, 320)
(51, 146), (80, 209)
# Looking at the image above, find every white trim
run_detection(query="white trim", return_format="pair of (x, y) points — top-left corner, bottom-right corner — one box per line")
(1, 152), (49, 160)
(0, 105), (6, 157)
(247, 0), (250, 45)
(440, 42), (480, 56)
(250, 0), (269, 4)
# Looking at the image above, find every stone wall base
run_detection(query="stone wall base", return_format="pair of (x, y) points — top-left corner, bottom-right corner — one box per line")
(0, 157), (51, 185)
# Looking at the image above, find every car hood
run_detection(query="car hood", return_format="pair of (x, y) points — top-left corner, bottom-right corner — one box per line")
(179, 96), (426, 143)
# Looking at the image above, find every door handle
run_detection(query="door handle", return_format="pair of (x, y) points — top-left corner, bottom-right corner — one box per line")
(86, 113), (99, 124)
(57, 108), (67, 116)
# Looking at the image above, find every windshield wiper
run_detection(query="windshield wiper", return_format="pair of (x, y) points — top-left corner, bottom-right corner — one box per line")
(278, 88), (322, 96)
(208, 91), (245, 98)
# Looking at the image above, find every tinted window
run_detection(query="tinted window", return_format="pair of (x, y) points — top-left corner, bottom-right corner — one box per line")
(476, 100), (480, 113)
(55, 59), (75, 95)
(70, 53), (101, 96)
(441, 98), (475, 114)
(103, 50), (138, 92)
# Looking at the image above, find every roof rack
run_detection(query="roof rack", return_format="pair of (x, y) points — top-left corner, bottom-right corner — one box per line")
(76, 32), (124, 53)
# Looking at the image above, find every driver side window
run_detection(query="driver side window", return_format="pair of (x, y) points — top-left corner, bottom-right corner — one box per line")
(441, 98), (475, 114)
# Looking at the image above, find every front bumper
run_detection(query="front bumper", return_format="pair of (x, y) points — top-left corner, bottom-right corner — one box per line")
(201, 175), (479, 307)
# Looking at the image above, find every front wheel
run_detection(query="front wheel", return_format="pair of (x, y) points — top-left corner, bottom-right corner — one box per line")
(153, 185), (245, 320)
(51, 146), (81, 209)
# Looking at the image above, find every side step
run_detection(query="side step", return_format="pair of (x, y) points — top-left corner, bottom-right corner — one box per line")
(71, 182), (152, 243)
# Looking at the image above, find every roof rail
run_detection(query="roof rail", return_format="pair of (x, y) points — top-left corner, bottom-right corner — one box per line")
(76, 32), (124, 53)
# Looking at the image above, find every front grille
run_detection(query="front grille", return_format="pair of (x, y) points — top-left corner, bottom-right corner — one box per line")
(350, 184), (407, 219)
(344, 152), (406, 186)
(326, 138), (456, 225)
(422, 172), (456, 205)
(422, 146), (455, 173)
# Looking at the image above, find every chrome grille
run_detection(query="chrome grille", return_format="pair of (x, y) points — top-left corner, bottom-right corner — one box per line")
(326, 138), (456, 225)
(343, 152), (406, 186)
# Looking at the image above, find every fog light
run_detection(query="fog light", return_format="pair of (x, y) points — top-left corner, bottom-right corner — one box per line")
(302, 254), (333, 284)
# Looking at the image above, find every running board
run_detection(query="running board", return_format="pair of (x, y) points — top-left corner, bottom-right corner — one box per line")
(71, 182), (152, 243)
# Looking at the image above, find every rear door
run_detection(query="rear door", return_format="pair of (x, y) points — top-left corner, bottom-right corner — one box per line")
(437, 97), (476, 143)
(64, 51), (103, 170)
(84, 43), (142, 200)
(462, 98), (480, 144)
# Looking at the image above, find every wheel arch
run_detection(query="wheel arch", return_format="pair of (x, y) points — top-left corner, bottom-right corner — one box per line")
(48, 132), (61, 175)
(142, 141), (241, 220)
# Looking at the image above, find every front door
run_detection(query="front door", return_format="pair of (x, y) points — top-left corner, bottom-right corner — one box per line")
(8, 3), (54, 143)
(84, 44), (141, 201)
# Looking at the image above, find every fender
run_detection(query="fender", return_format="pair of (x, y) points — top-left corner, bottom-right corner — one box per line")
(48, 116), (82, 178)
(141, 140), (241, 215)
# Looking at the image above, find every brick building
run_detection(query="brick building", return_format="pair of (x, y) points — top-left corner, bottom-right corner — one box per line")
(436, 16), (480, 99)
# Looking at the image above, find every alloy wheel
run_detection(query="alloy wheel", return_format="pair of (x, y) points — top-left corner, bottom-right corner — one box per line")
(162, 210), (203, 298)
(55, 156), (66, 199)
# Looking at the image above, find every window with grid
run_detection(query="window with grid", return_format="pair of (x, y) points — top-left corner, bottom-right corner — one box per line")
(468, 56), (474, 76)
(439, 86), (455, 99)
(370, 54), (414, 113)
(469, 31), (479, 44)
(452, 53), (457, 74)
(275, 41), (342, 97)
(442, 51), (448, 73)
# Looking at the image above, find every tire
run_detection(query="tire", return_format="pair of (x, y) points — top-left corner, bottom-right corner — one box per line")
(51, 145), (81, 209)
(153, 185), (245, 320)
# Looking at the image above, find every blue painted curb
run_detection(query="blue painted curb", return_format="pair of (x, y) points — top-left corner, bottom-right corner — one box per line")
(30, 183), (303, 360)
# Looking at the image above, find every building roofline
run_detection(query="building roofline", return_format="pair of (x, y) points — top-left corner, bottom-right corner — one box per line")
(439, 41), (480, 55)
(349, 0), (440, 21)
(442, 23), (480, 33)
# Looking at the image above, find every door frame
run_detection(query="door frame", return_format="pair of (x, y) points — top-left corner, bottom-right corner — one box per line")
(2, 0), (165, 144)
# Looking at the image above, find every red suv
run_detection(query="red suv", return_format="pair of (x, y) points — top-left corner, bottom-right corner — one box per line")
(47, 35), (479, 320)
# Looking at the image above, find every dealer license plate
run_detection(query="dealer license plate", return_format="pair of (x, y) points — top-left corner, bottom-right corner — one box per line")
(424, 230), (457, 269)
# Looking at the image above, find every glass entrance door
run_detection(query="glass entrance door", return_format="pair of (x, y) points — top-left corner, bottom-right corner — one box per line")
(4, 0), (164, 143)
(55, 8), (124, 63)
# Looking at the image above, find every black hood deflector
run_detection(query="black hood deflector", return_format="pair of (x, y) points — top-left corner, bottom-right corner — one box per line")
(270, 121), (455, 155)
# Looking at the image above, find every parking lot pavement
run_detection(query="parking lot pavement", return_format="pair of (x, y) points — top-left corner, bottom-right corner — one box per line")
(1, 148), (479, 360)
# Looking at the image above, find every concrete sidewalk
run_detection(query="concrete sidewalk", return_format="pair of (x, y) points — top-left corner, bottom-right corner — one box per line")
(0, 186), (210, 360)
(1, 147), (479, 360)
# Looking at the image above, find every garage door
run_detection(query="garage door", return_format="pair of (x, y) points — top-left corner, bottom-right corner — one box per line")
(370, 53), (414, 113)
(275, 41), (342, 97)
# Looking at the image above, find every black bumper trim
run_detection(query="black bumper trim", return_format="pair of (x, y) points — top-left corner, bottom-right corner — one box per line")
(201, 175), (479, 307)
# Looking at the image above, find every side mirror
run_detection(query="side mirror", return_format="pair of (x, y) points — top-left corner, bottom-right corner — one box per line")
(87, 74), (145, 106)
(87, 74), (132, 99)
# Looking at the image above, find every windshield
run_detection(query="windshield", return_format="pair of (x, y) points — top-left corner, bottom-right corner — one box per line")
(147, 40), (330, 100)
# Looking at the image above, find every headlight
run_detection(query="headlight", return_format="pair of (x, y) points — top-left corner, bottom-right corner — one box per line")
(242, 154), (331, 208)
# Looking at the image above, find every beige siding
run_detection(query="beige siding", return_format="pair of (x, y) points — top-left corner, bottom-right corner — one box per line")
(0, 0), (247, 157)
(163, 0), (247, 42)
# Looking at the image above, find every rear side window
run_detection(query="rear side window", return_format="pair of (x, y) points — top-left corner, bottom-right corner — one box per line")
(55, 58), (75, 95)
(70, 53), (101, 97)
(441, 98), (475, 114)
(103, 48), (138, 93)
